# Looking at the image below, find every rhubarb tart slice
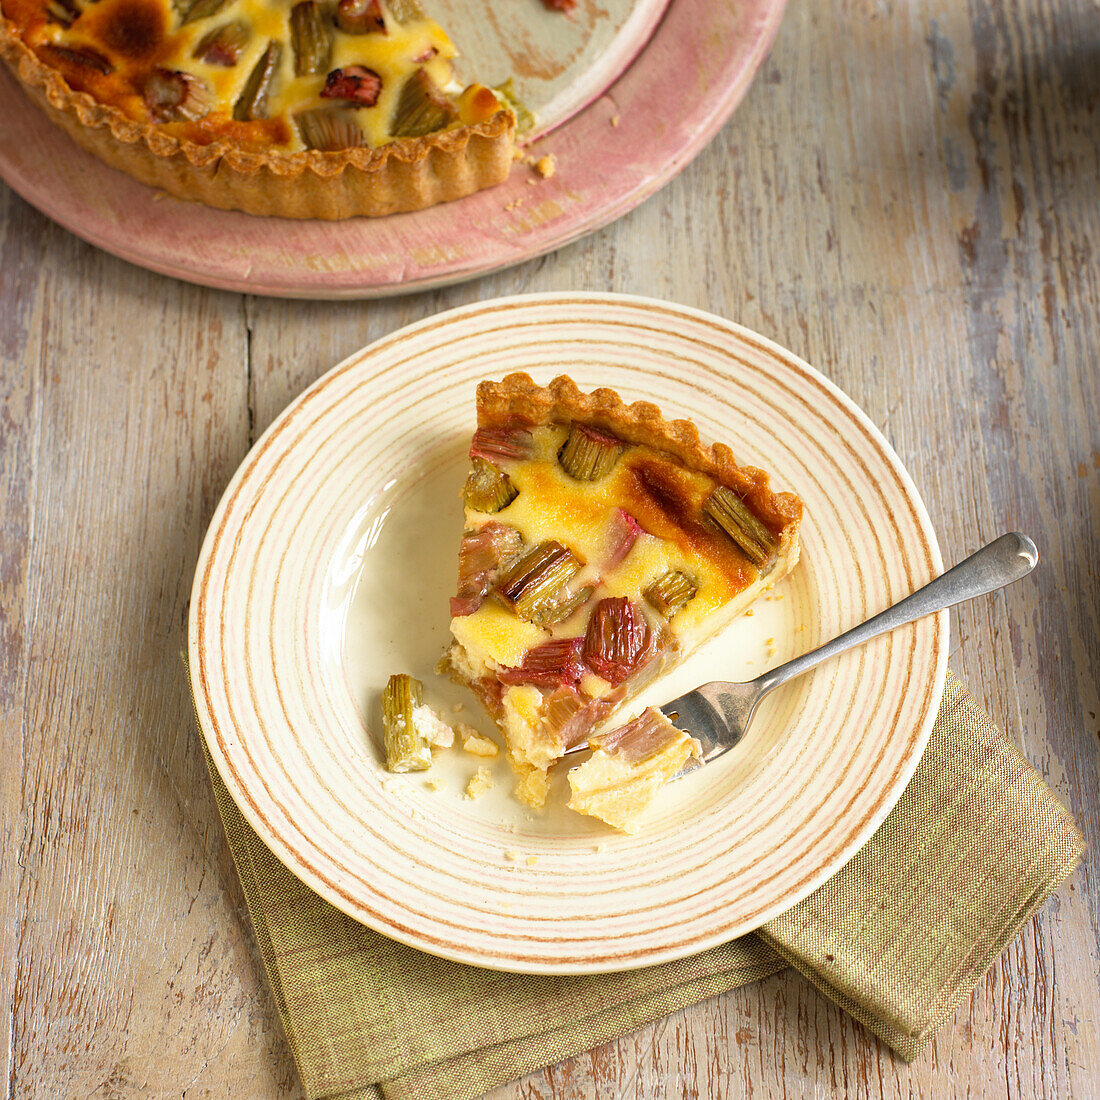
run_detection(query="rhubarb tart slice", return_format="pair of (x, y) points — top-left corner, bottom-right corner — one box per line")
(567, 707), (703, 833)
(445, 374), (803, 809)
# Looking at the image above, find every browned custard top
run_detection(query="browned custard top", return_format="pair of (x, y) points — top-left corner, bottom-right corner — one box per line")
(2, 0), (503, 150)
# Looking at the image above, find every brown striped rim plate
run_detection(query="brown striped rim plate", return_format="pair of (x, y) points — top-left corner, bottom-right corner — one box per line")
(188, 293), (948, 974)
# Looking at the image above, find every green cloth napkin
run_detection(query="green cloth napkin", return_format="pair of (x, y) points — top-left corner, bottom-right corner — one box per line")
(201, 671), (1083, 1099)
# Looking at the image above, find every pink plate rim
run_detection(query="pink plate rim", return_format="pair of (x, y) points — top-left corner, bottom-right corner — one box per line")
(0, 0), (787, 298)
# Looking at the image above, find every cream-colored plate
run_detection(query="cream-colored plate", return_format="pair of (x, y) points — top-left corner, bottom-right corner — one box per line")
(189, 294), (947, 974)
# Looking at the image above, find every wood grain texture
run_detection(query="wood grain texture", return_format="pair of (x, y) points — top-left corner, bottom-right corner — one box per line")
(0, 0), (1097, 1097)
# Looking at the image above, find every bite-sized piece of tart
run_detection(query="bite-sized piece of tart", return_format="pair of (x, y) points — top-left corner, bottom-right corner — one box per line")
(0, 0), (517, 217)
(567, 708), (701, 833)
(444, 374), (803, 809)
(380, 672), (453, 772)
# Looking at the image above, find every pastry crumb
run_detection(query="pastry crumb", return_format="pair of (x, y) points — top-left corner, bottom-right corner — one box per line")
(461, 730), (500, 757)
(451, 701), (465, 713)
(525, 855), (539, 867)
(425, 777), (442, 792)
(518, 151), (557, 182)
(464, 766), (493, 800)
(413, 703), (454, 749)
(744, 608), (755, 617)
(504, 848), (521, 862)
(610, 114), (620, 127)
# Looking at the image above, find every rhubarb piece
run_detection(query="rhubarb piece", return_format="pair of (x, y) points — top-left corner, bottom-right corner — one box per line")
(703, 485), (778, 568)
(290, 1), (333, 76)
(526, 584), (593, 628)
(567, 708), (702, 833)
(495, 541), (582, 623)
(294, 107), (365, 150)
(463, 457), (518, 514)
(381, 674), (432, 773)
(42, 44), (113, 74)
(390, 69), (457, 137)
(335, 0), (386, 34)
(233, 41), (281, 120)
(45, 0), (80, 28)
(602, 509), (641, 570)
(644, 570), (697, 618)
(385, 0), (425, 22)
(498, 638), (585, 689)
(470, 425), (533, 463)
(144, 69), (212, 122)
(559, 424), (622, 481)
(541, 687), (617, 753)
(583, 597), (653, 686)
(493, 77), (535, 133)
(192, 21), (250, 66)
(321, 65), (383, 107)
(590, 707), (696, 761)
(182, 0), (229, 24)
(542, 0), (577, 11)
(452, 522), (525, 616)
(541, 687), (594, 748)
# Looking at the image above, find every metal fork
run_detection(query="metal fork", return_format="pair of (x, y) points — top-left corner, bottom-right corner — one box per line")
(656, 532), (1038, 764)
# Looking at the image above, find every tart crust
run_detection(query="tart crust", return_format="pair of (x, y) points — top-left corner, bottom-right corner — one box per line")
(476, 373), (804, 541)
(0, 15), (516, 219)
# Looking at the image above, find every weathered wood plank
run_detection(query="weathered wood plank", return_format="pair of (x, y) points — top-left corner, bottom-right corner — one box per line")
(0, 181), (46, 1100)
(0, 206), (301, 1098)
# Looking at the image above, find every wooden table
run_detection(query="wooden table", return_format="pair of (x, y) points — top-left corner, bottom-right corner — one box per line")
(1, 0), (1097, 1095)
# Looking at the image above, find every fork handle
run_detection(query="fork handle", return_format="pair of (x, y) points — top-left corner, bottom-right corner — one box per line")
(756, 532), (1038, 695)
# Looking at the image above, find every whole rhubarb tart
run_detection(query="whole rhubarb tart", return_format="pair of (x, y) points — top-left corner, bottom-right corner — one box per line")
(446, 374), (804, 809)
(0, 0), (516, 218)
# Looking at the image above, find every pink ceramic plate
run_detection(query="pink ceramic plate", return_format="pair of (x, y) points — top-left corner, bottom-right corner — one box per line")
(0, 0), (785, 298)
